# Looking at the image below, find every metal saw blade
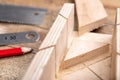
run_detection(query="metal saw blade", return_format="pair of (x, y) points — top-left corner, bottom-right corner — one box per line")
(0, 4), (47, 25)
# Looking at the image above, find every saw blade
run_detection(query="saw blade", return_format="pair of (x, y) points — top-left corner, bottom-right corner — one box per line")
(0, 31), (40, 45)
(0, 4), (47, 25)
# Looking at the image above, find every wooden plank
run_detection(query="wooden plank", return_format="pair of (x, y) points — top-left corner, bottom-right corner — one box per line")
(75, 0), (107, 35)
(117, 8), (120, 54)
(23, 47), (55, 80)
(84, 52), (110, 66)
(116, 55), (120, 80)
(111, 8), (120, 80)
(116, 8), (120, 80)
(78, 32), (112, 44)
(61, 33), (111, 69)
(39, 15), (67, 75)
(59, 3), (74, 49)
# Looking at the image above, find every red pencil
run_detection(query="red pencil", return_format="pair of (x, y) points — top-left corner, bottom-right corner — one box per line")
(0, 47), (33, 58)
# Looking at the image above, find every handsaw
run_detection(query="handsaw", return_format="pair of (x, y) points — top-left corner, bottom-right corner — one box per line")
(0, 4), (47, 25)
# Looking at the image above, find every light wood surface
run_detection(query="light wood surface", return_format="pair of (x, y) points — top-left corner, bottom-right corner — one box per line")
(116, 8), (120, 80)
(23, 47), (55, 80)
(78, 32), (112, 44)
(89, 57), (111, 80)
(62, 33), (111, 69)
(39, 15), (67, 75)
(116, 55), (120, 80)
(59, 3), (74, 49)
(111, 8), (120, 80)
(0, 0), (117, 80)
(75, 0), (107, 35)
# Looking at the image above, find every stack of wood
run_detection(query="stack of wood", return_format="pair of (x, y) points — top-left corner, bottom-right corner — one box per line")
(22, 0), (119, 80)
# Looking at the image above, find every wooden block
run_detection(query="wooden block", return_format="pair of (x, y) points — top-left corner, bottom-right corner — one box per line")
(59, 3), (74, 49)
(62, 33), (111, 69)
(89, 57), (111, 80)
(62, 40), (109, 69)
(111, 8), (120, 80)
(39, 15), (67, 74)
(60, 68), (100, 80)
(75, 0), (107, 35)
(23, 47), (55, 80)
(116, 55), (120, 80)
(84, 52), (110, 66)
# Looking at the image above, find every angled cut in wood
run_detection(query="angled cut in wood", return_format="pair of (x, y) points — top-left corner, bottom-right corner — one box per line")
(75, 0), (107, 35)
(59, 3), (74, 49)
(23, 47), (55, 80)
(111, 8), (120, 80)
(62, 32), (112, 69)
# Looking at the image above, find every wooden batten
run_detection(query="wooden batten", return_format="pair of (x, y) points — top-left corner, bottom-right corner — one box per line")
(59, 3), (74, 49)
(116, 55), (120, 80)
(116, 8), (120, 80)
(23, 47), (55, 80)
(62, 33), (111, 69)
(39, 14), (67, 75)
(75, 0), (107, 35)
(111, 8), (120, 80)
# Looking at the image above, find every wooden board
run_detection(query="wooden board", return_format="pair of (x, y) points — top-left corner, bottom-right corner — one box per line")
(23, 47), (55, 80)
(116, 55), (120, 80)
(61, 33), (111, 69)
(111, 8), (120, 80)
(75, 0), (107, 35)
(39, 3), (75, 75)
(101, 0), (120, 9)
(39, 15), (67, 75)
(78, 32), (112, 44)
(59, 3), (74, 49)
(89, 57), (111, 80)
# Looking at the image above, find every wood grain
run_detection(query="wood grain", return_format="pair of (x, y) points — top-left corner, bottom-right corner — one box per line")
(75, 0), (107, 35)
(39, 15), (67, 75)
(23, 47), (55, 80)
(89, 57), (111, 80)
(59, 3), (74, 49)
(111, 8), (120, 80)
(62, 33), (111, 69)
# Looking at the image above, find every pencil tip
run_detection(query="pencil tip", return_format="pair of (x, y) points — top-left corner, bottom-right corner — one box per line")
(21, 47), (33, 54)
